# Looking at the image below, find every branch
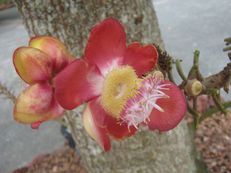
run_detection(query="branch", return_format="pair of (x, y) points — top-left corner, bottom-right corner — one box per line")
(202, 63), (231, 91)
(156, 46), (231, 92)
(156, 44), (231, 126)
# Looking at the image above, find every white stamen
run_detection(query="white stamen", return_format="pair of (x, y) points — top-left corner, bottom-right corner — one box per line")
(150, 102), (164, 112)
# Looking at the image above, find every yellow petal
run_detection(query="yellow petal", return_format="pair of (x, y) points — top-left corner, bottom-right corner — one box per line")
(14, 83), (53, 124)
(13, 47), (52, 84)
(29, 36), (73, 73)
(82, 103), (111, 151)
(82, 104), (97, 140)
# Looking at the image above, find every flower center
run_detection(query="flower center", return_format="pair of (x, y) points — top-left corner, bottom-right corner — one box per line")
(121, 76), (170, 129)
(101, 66), (138, 118)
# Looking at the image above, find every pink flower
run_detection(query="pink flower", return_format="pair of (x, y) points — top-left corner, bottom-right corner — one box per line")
(55, 18), (158, 151)
(55, 18), (186, 151)
(13, 36), (73, 128)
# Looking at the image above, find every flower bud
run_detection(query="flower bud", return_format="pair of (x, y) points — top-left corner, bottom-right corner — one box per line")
(185, 79), (202, 96)
(149, 70), (164, 80)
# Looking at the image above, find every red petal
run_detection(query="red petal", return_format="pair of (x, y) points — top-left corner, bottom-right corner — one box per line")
(13, 47), (52, 84)
(83, 103), (111, 151)
(54, 59), (103, 109)
(29, 36), (73, 73)
(105, 115), (137, 139)
(88, 98), (107, 127)
(123, 43), (158, 77)
(84, 18), (126, 76)
(88, 98), (137, 139)
(148, 81), (186, 131)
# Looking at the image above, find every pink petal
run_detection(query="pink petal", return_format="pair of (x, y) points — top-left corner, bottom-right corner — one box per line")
(123, 42), (158, 77)
(14, 83), (54, 124)
(105, 115), (137, 139)
(83, 103), (111, 151)
(29, 36), (73, 73)
(49, 96), (65, 119)
(54, 59), (103, 109)
(148, 81), (187, 131)
(13, 47), (52, 84)
(30, 98), (64, 129)
(31, 121), (42, 129)
(84, 18), (126, 76)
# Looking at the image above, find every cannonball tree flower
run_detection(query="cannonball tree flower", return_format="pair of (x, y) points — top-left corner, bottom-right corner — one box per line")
(13, 36), (73, 128)
(54, 18), (186, 151)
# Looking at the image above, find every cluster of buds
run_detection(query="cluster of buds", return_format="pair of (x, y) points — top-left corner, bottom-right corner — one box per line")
(13, 36), (73, 128)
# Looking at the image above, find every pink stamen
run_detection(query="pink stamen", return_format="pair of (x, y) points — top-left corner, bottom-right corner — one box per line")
(121, 76), (169, 129)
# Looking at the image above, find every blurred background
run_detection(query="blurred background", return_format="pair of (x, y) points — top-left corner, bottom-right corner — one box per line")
(0, 0), (230, 172)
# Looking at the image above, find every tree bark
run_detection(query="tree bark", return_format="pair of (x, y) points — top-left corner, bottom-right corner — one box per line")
(14, 0), (201, 172)
(14, 0), (163, 56)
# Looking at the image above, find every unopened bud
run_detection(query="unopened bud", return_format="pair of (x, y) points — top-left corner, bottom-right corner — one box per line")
(150, 70), (164, 80)
(185, 79), (202, 96)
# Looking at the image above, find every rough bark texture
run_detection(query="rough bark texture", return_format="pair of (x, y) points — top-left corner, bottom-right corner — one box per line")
(202, 62), (231, 90)
(14, 0), (163, 56)
(14, 0), (198, 172)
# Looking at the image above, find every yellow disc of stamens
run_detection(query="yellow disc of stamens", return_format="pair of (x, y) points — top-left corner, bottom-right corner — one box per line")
(101, 66), (138, 118)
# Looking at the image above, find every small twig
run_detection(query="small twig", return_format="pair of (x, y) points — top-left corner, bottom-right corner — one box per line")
(193, 50), (200, 68)
(188, 50), (204, 81)
(193, 97), (197, 111)
(0, 82), (16, 103)
(199, 101), (231, 123)
(167, 68), (175, 83)
(176, 59), (187, 81)
(187, 101), (200, 129)
(224, 37), (231, 44)
(188, 52), (197, 79)
(223, 46), (231, 52)
(206, 88), (227, 115)
(211, 93), (227, 115)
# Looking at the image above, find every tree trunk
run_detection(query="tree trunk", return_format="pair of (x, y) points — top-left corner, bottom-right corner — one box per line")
(14, 0), (201, 172)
